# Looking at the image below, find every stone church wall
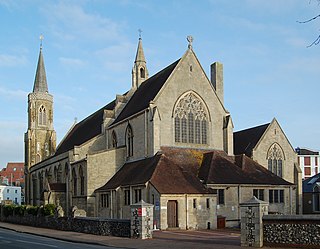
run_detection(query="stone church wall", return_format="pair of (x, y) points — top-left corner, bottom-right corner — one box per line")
(252, 120), (297, 184)
(154, 51), (228, 151)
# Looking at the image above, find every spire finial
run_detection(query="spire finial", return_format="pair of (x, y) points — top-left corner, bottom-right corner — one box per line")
(138, 29), (142, 39)
(40, 34), (44, 49)
(187, 35), (193, 49)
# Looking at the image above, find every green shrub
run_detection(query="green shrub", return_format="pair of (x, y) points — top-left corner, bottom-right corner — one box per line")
(3, 204), (15, 217)
(14, 205), (26, 216)
(41, 204), (55, 216)
(26, 205), (39, 216)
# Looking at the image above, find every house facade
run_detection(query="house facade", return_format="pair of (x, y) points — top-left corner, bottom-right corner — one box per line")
(25, 37), (300, 229)
(296, 148), (319, 179)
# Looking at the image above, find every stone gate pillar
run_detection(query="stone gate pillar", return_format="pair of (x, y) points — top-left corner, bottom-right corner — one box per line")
(240, 196), (268, 247)
(130, 200), (154, 239)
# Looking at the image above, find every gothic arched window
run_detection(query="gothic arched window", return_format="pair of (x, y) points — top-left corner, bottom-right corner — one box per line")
(267, 143), (284, 177)
(72, 168), (77, 196)
(174, 92), (208, 144)
(79, 166), (84, 196)
(313, 185), (320, 212)
(140, 67), (145, 78)
(126, 125), (133, 157)
(38, 105), (47, 126)
(112, 131), (117, 148)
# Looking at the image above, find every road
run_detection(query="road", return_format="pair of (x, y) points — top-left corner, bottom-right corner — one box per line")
(0, 228), (121, 249)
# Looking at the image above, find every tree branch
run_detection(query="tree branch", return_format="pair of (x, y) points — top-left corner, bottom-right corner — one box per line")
(297, 14), (320, 23)
(307, 34), (320, 47)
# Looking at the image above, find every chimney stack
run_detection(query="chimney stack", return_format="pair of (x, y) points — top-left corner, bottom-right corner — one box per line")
(211, 62), (224, 104)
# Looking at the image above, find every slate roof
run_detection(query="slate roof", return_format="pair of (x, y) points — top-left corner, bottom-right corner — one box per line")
(199, 151), (292, 185)
(96, 147), (213, 194)
(303, 173), (320, 192)
(55, 58), (180, 156)
(112, 59), (180, 125)
(233, 123), (270, 157)
(55, 100), (115, 155)
(296, 148), (319, 156)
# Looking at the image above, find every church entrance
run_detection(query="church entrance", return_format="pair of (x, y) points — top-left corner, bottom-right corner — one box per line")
(167, 200), (178, 228)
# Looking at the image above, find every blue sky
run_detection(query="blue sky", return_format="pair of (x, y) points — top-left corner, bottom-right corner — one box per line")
(0, 0), (319, 168)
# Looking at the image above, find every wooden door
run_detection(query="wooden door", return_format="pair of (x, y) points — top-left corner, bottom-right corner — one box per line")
(167, 200), (178, 228)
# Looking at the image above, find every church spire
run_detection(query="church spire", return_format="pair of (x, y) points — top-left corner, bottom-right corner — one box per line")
(132, 33), (149, 89)
(33, 36), (48, 93)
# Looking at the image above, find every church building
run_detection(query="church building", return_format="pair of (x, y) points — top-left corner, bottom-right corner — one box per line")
(24, 36), (301, 229)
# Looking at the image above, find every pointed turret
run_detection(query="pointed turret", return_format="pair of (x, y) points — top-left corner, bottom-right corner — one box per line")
(33, 46), (48, 93)
(132, 37), (149, 89)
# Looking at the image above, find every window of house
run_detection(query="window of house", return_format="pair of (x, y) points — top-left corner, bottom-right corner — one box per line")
(126, 125), (133, 157)
(151, 194), (155, 204)
(206, 198), (210, 209)
(124, 190), (130, 205)
(193, 199), (197, 209)
(38, 105), (47, 126)
(134, 189), (141, 203)
(267, 144), (284, 178)
(305, 167), (311, 176)
(304, 157), (311, 166)
(15, 190), (17, 194)
(253, 189), (264, 201)
(112, 131), (117, 148)
(269, 189), (284, 203)
(7, 189), (9, 193)
(101, 193), (109, 208)
(174, 92), (208, 145)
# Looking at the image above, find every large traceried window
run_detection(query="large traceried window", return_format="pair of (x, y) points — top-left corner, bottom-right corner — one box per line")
(38, 105), (47, 126)
(174, 92), (208, 144)
(267, 143), (284, 178)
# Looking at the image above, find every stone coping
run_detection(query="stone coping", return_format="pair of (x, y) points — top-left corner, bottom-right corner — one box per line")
(263, 214), (320, 221)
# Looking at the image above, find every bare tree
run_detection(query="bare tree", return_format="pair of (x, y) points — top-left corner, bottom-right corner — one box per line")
(298, 0), (320, 47)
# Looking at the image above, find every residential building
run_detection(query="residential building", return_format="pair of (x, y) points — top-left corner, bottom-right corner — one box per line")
(0, 185), (22, 205)
(296, 148), (319, 179)
(0, 162), (24, 187)
(302, 173), (320, 214)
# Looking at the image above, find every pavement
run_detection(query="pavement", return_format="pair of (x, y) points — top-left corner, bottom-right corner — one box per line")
(0, 222), (287, 249)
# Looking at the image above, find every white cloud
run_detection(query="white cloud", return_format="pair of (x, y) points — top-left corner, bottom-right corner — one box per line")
(41, 2), (125, 43)
(0, 87), (28, 99)
(0, 54), (27, 67)
(59, 57), (86, 68)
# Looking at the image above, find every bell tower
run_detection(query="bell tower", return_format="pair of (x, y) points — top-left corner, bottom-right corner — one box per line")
(132, 33), (149, 89)
(24, 38), (56, 173)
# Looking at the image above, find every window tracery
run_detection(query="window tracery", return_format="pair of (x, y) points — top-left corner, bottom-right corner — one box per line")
(267, 143), (284, 177)
(174, 92), (208, 144)
(38, 105), (47, 126)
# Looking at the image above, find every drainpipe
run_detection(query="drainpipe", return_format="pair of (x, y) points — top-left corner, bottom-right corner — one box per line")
(185, 194), (188, 229)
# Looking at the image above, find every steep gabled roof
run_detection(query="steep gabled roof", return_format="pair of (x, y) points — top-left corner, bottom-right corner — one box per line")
(199, 151), (292, 185)
(112, 59), (180, 125)
(233, 123), (270, 157)
(55, 100), (115, 155)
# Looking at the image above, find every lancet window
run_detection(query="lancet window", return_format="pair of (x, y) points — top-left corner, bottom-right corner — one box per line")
(126, 125), (133, 157)
(174, 92), (208, 144)
(38, 105), (47, 126)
